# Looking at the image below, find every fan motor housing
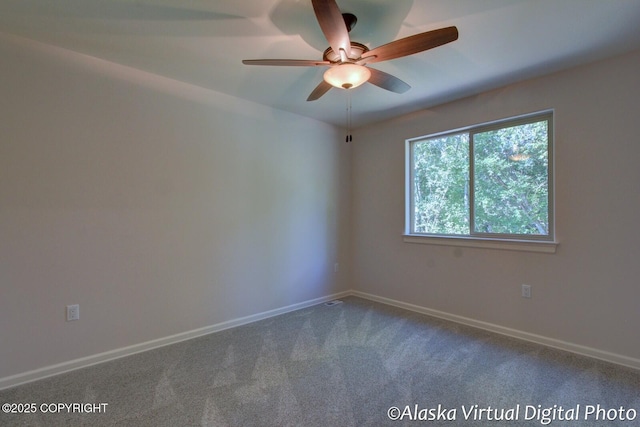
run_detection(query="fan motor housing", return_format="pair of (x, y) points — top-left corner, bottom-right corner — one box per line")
(323, 42), (369, 63)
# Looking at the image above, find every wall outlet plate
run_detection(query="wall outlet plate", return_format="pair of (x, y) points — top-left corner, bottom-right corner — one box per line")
(521, 284), (532, 299)
(66, 304), (80, 321)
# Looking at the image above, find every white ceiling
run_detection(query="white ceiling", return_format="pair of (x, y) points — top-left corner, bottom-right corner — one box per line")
(2, 0), (640, 127)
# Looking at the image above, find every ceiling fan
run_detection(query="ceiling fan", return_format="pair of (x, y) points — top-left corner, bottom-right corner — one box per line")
(242, 0), (458, 101)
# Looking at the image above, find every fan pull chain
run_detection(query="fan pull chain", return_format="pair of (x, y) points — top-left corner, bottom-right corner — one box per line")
(345, 90), (353, 143)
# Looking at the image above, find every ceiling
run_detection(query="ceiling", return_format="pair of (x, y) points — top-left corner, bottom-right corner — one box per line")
(2, 0), (640, 127)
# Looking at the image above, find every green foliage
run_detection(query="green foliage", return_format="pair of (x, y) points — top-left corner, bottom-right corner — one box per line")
(413, 133), (469, 234)
(412, 119), (549, 236)
(473, 121), (549, 235)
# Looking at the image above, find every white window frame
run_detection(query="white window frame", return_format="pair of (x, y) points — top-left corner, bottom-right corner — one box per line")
(404, 110), (557, 253)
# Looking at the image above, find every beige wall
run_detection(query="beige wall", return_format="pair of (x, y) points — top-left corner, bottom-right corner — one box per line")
(0, 34), (351, 380)
(351, 49), (640, 362)
(2, 30), (639, 384)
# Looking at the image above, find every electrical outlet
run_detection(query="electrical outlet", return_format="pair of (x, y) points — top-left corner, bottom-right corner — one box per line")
(334, 263), (339, 273)
(66, 304), (80, 321)
(521, 284), (531, 299)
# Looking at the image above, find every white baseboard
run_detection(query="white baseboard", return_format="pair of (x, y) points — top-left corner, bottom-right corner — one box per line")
(0, 291), (351, 391)
(3, 289), (637, 390)
(352, 290), (640, 371)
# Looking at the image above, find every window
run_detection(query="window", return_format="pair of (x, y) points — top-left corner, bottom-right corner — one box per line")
(406, 111), (555, 251)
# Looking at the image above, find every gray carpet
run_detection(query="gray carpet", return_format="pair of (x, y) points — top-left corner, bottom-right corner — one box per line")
(1, 296), (639, 426)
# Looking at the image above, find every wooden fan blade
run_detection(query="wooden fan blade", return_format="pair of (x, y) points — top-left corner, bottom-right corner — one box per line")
(307, 80), (333, 101)
(242, 59), (330, 66)
(312, 0), (351, 59)
(367, 68), (411, 93)
(362, 26), (458, 64)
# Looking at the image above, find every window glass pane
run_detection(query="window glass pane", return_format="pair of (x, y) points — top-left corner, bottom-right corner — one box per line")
(412, 133), (469, 234)
(473, 120), (549, 235)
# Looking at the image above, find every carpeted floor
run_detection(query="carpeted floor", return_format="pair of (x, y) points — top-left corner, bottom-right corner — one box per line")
(1, 296), (639, 426)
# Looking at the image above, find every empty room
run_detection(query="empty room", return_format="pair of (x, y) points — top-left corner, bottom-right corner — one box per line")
(1, 1), (639, 426)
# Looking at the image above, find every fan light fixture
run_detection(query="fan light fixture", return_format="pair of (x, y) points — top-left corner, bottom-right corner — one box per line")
(323, 63), (371, 89)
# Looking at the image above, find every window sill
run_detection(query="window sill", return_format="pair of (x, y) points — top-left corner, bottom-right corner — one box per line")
(403, 234), (558, 254)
